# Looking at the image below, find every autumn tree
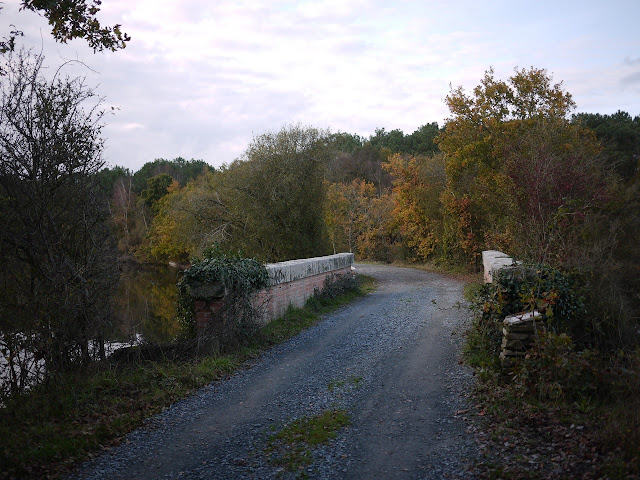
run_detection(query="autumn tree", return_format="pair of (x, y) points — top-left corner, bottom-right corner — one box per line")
(95, 159), (211, 257)
(142, 170), (231, 262)
(356, 190), (395, 261)
(383, 153), (447, 261)
(436, 67), (608, 266)
(325, 178), (394, 260)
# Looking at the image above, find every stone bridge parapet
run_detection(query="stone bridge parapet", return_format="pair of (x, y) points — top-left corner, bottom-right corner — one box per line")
(256, 253), (354, 322)
(192, 253), (354, 341)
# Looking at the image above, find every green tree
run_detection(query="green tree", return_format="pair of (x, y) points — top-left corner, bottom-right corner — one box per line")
(140, 173), (174, 213)
(572, 111), (640, 324)
(143, 126), (333, 263)
(2, 0), (130, 53)
(131, 157), (211, 193)
(369, 127), (406, 152)
(328, 131), (364, 154)
(225, 125), (331, 261)
(367, 124), (441, 156)
(0, 50), (117, 393)
(406, 123), (441, 156)
(572, 111), (640, 182)
(96, 165), (132, 196)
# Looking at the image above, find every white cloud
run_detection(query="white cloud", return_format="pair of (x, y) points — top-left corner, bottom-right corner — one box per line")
(119, 123), (145, 131)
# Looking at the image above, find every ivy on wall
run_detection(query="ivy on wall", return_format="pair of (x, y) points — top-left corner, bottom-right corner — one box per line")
(176, 245), (269, 340)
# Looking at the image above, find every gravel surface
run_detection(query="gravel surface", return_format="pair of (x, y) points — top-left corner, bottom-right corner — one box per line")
(69, 264), (479, 479)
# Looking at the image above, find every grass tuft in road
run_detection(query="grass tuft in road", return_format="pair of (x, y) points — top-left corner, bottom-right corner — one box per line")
(266, 409), (351, 478)
(327, 375), (363, 392)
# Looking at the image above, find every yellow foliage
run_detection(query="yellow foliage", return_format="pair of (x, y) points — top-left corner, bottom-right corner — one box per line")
(383, 153), (446, 261)
(324, 179), (394, 260)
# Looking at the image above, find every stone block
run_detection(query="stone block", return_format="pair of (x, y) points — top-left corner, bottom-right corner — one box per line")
(502, 337), (536, 350)
(500, 349), (528, 357)
(502, 329), (533, 340)
(504, 311), (542, 327)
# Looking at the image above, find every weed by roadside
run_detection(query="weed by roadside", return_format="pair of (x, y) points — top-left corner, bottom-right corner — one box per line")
(0, 274), (375, 480)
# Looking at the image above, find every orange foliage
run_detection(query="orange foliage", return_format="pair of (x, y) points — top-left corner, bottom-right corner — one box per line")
(324, 179), (394, 261)
(383, 153), (446, 261)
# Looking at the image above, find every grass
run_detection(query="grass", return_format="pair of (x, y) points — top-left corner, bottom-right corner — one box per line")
(0, 274), (375, 480)
(266, 409), (351, 478)
(327, 375), (363, 392)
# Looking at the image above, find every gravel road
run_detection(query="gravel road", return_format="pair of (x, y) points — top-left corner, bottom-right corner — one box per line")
(69, 264), (479, 480)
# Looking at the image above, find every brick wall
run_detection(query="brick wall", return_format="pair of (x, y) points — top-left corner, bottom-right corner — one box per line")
(253, 266), (352, 322)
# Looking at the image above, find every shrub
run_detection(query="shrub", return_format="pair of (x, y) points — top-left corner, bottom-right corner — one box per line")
(176, 245), (269, 349)
(478, 265), (587, 343)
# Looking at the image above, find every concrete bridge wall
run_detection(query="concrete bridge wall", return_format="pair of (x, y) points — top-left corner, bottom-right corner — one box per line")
(194, 253), (354, 337)
(256, 253), (354, 322)
(482, 250), (516, 283)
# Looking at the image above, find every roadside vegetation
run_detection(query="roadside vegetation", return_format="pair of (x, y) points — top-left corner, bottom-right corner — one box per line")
(0, 274), (374, 480)
(440, 69), (639, 480)
(463, 271), (639, 479)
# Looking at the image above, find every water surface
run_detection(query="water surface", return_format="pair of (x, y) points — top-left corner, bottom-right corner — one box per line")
(112, 264), (183, 345)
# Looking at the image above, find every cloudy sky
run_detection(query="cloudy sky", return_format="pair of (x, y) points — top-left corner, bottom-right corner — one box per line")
(2, 0), (639, 171)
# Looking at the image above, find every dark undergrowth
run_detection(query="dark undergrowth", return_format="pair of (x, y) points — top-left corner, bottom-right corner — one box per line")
(463, 278), (640, 480)
(0, 274), (375, 480)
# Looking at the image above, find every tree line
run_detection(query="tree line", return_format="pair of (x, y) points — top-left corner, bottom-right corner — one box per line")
(99, 122), (445, 264)
(104, 67), (638, 352)
(1, 46), (639, 396)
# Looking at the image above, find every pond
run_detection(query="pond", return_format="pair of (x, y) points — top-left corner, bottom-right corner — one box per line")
(111, 263), (184, 345)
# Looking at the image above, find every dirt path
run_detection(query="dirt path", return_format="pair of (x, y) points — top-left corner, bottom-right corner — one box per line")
(70, 264), (478, 479)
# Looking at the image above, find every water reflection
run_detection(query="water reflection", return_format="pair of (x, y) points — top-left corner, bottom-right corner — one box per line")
(0, 265), (184, 397)
(112, 264), (183, 345)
